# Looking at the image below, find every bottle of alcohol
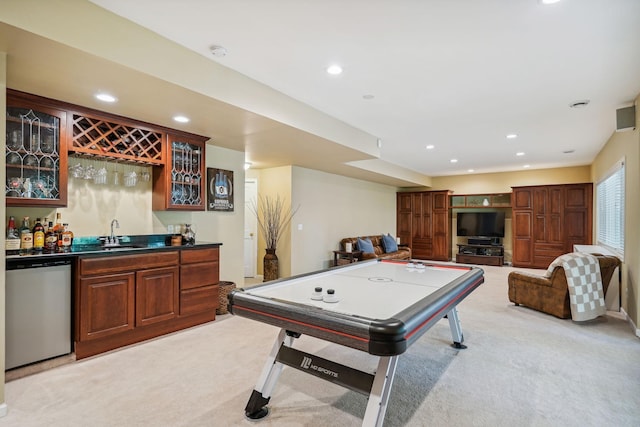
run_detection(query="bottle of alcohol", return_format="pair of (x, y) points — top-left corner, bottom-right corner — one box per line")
(32, 217), (45, 252)
(19, 216), (33, 255)
(60, 223), (73, 251)
(53, 213), (64, 248)
(5, 216), (21, 255)
(45, 221), (58, 253)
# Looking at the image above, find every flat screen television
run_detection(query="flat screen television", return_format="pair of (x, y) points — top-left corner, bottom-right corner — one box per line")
(456, 212), (505, 237)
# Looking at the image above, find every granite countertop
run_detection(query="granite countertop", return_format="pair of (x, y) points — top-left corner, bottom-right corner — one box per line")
(6, 234), (222, 262)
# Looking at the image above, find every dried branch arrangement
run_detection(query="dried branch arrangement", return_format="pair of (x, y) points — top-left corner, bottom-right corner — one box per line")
(251, 195), (300, 250)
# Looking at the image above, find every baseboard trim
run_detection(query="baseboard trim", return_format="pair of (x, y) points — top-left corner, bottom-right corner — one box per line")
(0, 402), (8, 417)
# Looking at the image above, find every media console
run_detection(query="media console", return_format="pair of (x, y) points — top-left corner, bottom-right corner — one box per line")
(456, 242), (504, 266)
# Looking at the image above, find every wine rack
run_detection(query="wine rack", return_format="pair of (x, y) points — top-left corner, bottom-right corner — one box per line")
(70, 113), (164, 165)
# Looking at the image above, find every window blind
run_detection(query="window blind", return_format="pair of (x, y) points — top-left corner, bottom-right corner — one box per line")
(596, 159), (625, 258)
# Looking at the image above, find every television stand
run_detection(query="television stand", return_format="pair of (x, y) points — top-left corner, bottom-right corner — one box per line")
(456, 243), (504, 267)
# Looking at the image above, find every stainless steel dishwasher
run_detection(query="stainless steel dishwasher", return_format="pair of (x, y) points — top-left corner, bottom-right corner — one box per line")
(5, 257), (72, 370)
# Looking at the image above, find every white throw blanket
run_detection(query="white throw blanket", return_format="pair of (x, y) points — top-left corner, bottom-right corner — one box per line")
(546, 253), (606, 321)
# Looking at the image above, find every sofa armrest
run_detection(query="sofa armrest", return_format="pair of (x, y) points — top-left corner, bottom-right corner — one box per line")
(508, 271), (553, 288)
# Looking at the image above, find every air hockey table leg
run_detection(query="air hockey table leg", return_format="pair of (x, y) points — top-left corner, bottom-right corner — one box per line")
(362, 355), (399, 427)
(244, 329), (294, 419)
(447, 306), (467, 349)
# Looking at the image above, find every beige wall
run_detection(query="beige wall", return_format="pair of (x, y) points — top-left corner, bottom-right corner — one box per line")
(591, 94), (640, 334)
(290, 166), (397, 274)
(428, 165), (591, 194)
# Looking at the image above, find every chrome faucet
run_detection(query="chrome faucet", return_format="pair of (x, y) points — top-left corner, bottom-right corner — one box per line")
(108, 219), (120, 246)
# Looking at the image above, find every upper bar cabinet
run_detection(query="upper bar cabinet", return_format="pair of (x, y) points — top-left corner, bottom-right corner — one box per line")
(153, 134), (208, 211)
(6, 90), (68, 207)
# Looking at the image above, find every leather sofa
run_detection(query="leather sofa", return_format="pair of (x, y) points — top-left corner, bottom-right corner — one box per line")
(340, 235), (411, 261)
(507, 254), (621, 319)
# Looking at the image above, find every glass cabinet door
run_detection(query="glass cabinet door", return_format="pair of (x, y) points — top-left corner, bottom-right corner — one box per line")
(159, 135), (205, 211)
(6, 102), (68, 207)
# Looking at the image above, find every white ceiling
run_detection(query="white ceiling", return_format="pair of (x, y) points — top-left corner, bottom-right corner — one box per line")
(87, 0), (640, 178)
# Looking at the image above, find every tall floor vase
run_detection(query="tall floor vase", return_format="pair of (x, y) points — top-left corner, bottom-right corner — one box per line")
(263, 248), (279, 282)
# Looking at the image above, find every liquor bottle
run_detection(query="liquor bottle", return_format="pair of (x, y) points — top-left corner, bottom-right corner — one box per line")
(19, 216), (33, 255)
(5, 216), (21, 255)
(60, 223), (73, 251)
(45, 221), (58, 253)
(32, 217), (45, 252)
(53, 213), (64, 248)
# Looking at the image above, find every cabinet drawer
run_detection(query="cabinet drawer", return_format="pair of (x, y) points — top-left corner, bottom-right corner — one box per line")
(180, 285), (218, 316)
(181, 247), (219, 264)
(79, 251), (179, 276)
(180, 261), (219, 290)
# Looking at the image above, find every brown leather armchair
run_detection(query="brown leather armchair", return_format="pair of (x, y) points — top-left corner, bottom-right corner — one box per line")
(508, 254), (621, 319)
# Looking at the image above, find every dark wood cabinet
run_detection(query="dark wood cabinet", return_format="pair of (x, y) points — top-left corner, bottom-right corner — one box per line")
(79, 272), (135, 341)
(397, 190), (451, 261)
(6, 90), (69, 207)
(75, 247), (218, 359)
(179, 247), (220, 316)
(135, 266), (179, 327)
(511, 183), (592, 268)
(152, 134), (207, 211)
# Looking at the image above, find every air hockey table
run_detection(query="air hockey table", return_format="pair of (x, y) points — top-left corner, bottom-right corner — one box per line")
(229, 259), (484, 426)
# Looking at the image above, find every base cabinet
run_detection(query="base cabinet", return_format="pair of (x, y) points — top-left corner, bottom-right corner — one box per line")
(136, 266), (179, 327)
(79, 273), (135, 341)
(75, 247), (219, 359)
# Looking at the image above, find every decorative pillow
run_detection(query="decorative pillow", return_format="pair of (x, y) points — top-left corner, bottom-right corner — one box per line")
(357, 237), (375, 254)
(381, 233), (398, 253)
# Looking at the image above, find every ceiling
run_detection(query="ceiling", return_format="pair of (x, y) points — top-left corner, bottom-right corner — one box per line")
(87, 0), (640, 178)
(3, 1), (640, 187)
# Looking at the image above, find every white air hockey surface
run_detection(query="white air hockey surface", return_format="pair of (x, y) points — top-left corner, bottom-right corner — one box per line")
(245, 260), (472, 319)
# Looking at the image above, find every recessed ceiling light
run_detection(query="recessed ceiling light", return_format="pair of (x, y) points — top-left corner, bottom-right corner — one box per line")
(563, 149), (575, 154)
(173, 115), (190, 123)
(516, 152), (525, 156)
(540, 0), (561, 4)
(210, 45), (227, 57)
(426, 145), (435, 150)
(450, 159), (458, 163)
(569, 100), (590, 108)
(95, 93), (117, 103)
(467, 169), (475, 173)
(506, 134), (518, 139)
(523, 164), (531, 168)
(327, 64), (343, 75)
(362, 94), (375, 100)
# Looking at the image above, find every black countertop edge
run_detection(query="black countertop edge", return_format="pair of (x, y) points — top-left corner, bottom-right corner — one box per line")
(6, 241), (222, 262)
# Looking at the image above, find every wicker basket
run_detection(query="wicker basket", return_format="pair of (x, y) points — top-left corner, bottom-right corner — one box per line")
(217, 281), (236, 315)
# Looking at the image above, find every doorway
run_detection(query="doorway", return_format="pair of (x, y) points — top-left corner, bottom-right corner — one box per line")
(244, 179), (258, 278)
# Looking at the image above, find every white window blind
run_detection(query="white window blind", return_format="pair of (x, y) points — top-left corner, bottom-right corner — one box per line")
(596, 159), (625, 258)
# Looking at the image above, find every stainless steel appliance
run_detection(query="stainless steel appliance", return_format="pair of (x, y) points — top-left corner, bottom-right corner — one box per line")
(5, 257), (72, 370)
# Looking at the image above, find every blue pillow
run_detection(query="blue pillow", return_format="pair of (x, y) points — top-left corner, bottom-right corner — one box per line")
(357, 237), (375, 254)
(381, 233), (398, 253)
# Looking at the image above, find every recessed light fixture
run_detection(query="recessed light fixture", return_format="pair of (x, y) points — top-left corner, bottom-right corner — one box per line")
(563, 149), (575, 154)
(95, 92), (117, 103)
(450, 159), (458, 163)
(506, 134), (518, 139)
(426, 145), (435, 150)
(327, 64), (343, 75)
(540, 0), (561, 4)
(244, 162), (252, 170)
(468, 169), (475, 173)
(210, 45), (228, 57)
(523, 164), (531, 168)
(516, 152), (525, 156)
(173, 115), (190, 123)
(569, 100), (590, 108)
(363, 94), (375, 100)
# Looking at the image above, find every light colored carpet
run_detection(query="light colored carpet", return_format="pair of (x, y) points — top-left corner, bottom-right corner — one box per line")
(1, 265), (639, 426)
